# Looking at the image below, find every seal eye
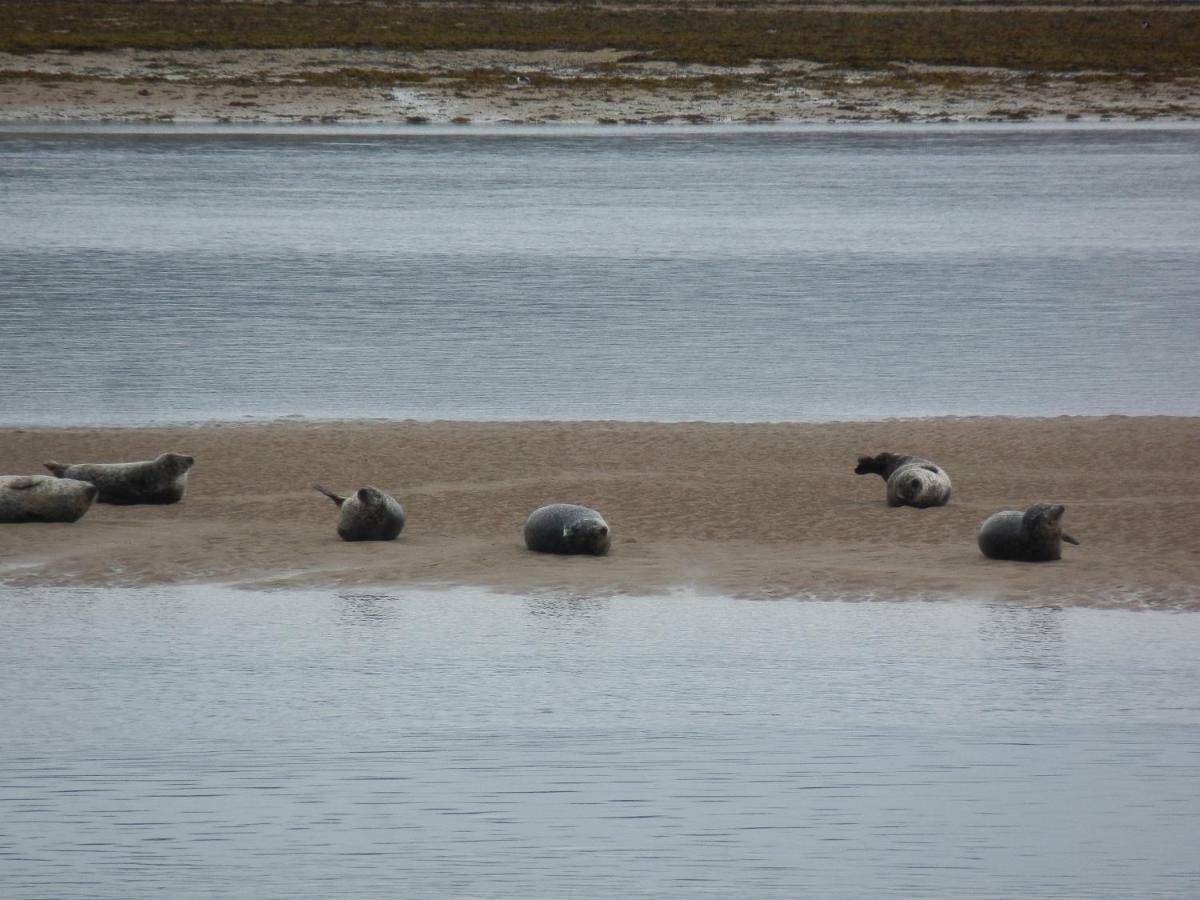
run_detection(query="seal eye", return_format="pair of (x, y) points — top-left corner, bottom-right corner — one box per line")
(599, 525), (609, 536)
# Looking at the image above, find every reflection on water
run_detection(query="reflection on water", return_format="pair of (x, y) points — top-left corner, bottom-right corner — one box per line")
(2, 586), (1199, 897)
(2, 125), (1199, 424)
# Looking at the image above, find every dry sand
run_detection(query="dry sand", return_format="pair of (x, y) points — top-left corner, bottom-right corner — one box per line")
(2, 417), (1197, 608)
(3, 48), (1198, 125)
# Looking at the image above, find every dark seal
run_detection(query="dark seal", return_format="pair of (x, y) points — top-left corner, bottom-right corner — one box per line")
(855, 451), (952, 508)
(314, 484), (406, 541)
(977, 503), (1080, 562)
(44, 452), (195, 505)
(0, 475), (98, 523)
(523, 503), (611, 556)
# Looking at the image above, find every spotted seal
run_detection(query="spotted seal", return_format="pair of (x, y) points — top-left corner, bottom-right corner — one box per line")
(855, 451), (952, 508)
(523, 503), (611, 556)
(0, 475), (98, 523)
(314, 484), (406, 541)
(977, 503), (1080, 562)
(44, 452), (194, 505)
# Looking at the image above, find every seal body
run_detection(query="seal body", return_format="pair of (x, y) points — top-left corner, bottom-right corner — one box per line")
(0, 475), (98, 523)
(314, 484), (406, 541)
(44, 452), (194, 505)
(978, 503), (1080, 562)
(524, 504), (611, 556)
(855, 452), (952, 508)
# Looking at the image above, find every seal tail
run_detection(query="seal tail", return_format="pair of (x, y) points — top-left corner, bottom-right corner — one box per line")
(1062, 533), (1080, 546)
(43, 460), (68, 478)
(313, 483), (346, 507)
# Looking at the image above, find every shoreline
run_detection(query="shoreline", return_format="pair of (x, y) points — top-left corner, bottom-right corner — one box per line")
(4, 49), (1200, 127)
(3, 416), (1198, 608)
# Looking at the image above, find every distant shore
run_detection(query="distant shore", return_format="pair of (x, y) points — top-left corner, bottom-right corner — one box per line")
(3, 46), (1198, 125)
(3, 1), (1199, 125)
(3, 417), (1197, 608)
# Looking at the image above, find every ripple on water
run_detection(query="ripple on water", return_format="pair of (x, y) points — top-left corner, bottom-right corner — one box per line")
(1, 586), (1199, 896)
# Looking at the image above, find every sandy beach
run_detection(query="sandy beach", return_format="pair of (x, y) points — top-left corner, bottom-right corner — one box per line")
(2, 417), (1197, 607)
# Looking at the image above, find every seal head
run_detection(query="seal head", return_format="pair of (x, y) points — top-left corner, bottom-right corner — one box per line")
(0, 475), (98, 523)
(314, 483), (406, 541)
(978, 503), (1080, 562)
(44, 452), (194, 505)
(524, 503), (611, 556)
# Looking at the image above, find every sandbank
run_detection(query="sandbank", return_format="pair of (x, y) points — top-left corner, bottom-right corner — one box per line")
(2, 417), (1197, 608)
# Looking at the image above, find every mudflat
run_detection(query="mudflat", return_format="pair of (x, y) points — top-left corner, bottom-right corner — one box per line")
(2, 417), (1196, 607)
(2, 1), (1199, 124)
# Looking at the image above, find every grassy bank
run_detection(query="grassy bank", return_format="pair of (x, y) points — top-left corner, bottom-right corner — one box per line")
(3, 1), (1198, 74)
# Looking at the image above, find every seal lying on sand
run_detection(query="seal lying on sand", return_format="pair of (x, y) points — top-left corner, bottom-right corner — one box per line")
(855, 452), (952, 508)
(524, 504), (611, 556)
(44, 452), (194, 505)
(314, 484), (406, 541)
(0, 475), (98, 523)
(978, 503), (1080, 562)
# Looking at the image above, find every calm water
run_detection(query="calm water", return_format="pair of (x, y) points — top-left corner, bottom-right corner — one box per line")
(2, 124), (1199, 425)
(1, 586), (1199, 897)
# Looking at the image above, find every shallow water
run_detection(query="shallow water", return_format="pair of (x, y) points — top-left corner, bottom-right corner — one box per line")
(2, 124), (1199, 424)
(2, 586), (1199, 897)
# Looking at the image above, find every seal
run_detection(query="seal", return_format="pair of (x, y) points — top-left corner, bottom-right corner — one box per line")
(314, 484), (406, 541)
(0, 475), (98, 523)
(855, 451), (952, 508)
(44, 452), (195, 505)
(523, 503), (611, 556)
(977, 503), (1080, 562)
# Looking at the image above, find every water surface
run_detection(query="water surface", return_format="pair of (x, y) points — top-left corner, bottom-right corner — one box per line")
(2, 124), (1198, 424)
(2, 586), (1199, 897)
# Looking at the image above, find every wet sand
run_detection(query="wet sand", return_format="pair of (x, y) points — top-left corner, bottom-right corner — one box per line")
(1, 417), (1197, 607)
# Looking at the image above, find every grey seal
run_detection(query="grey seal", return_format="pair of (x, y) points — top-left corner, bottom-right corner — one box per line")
(978, 503), (1080, 562)
(44, 452), (194, 505)
(0, 475), (98, 523)
(855, 451), (952, 508)
(314, 484), (406, 541)
(523, 503), (611, 555)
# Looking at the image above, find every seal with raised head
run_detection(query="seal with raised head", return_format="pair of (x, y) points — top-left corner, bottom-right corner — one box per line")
(523, 503), (611, 556)
(0, 475), (98, 523)
(314, 484), (406, 541)
(978, 503), (1080, 562)
(855, 451), (952, 508)
(44, 452), (194, 505)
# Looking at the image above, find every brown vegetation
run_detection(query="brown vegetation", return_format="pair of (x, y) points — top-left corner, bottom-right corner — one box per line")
(3, 1), (1198, 74)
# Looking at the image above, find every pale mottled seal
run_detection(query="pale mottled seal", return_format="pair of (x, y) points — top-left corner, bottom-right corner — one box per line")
(978, 503), (1080, 562)
(524, 504), (611, 556)
(0, 475), (98, 523)
(855, 451), (952, 508)
(314, 484), (406, 541)
(44, 452), (194, 505)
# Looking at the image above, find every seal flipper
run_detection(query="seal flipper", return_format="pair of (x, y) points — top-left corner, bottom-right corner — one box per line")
(7, 476), (39, 491)
(313, 484), (346, 507)
(1062, 533), (1080, 546)
(44, 461), (68, 478)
